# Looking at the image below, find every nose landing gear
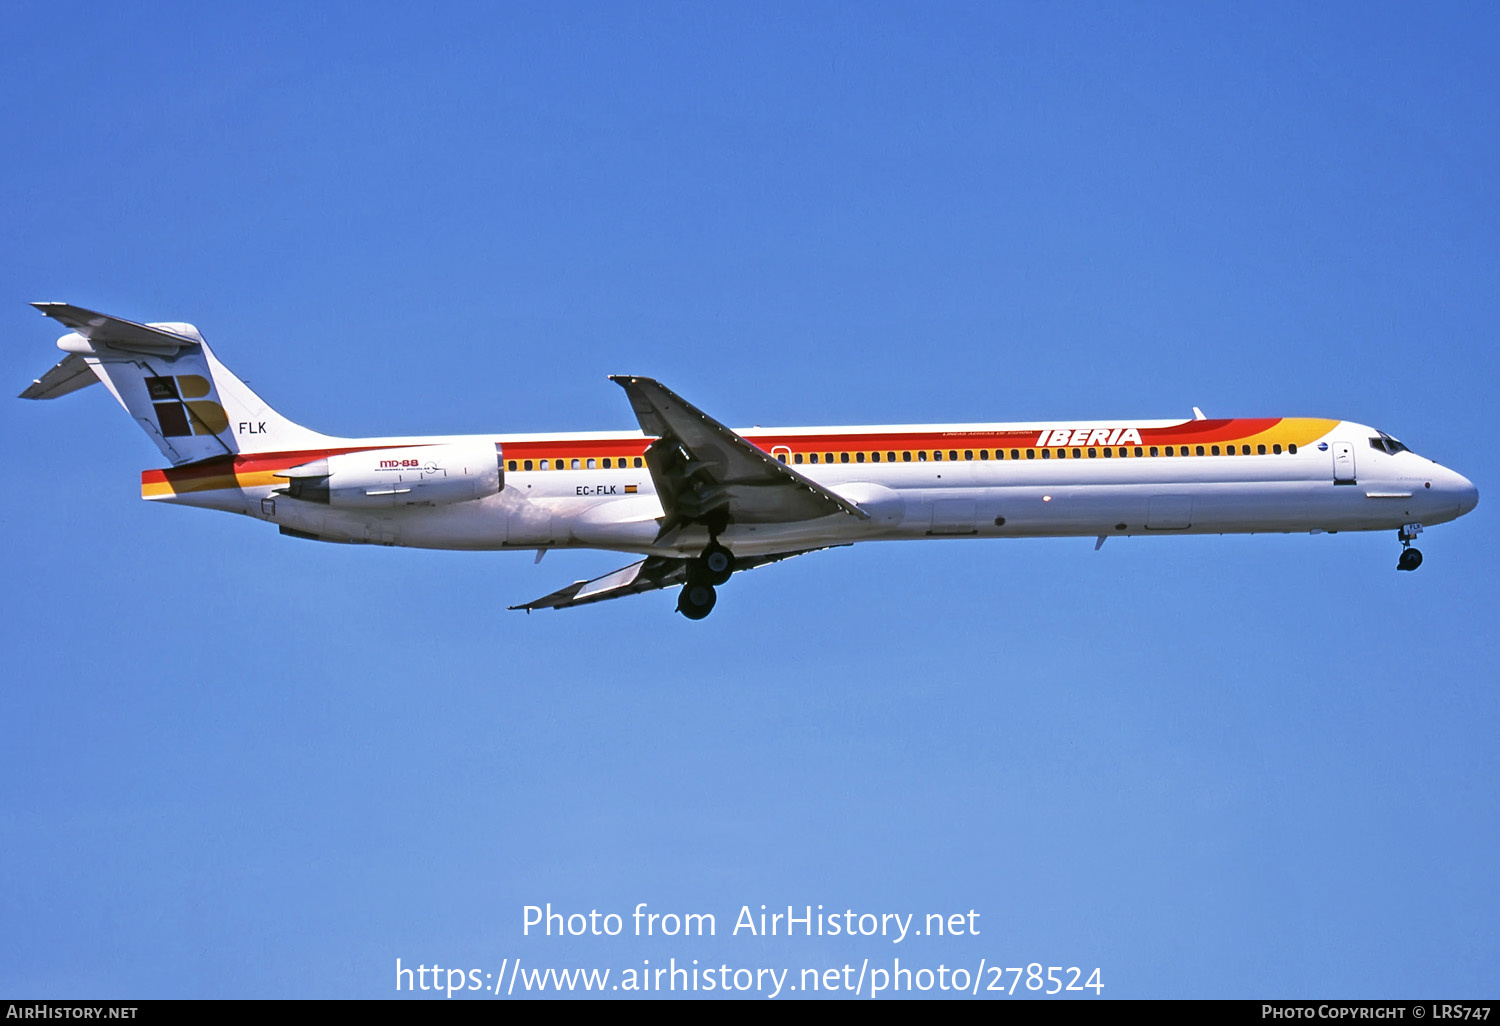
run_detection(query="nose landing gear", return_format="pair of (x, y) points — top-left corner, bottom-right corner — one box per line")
(1397, 523), (1424, 572)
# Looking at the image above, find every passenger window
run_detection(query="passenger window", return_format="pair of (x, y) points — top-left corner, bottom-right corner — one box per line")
(809, 453), (819, 464)
(777, 454), (787, 463)
(571, 458), (580, 469)
(1087, 448), (1097, 458)
(902, 451), (911, 462)
(917, 451), (927, 461)
(949, 450), (958, 461)
(871, 451), (881, 463)
(587, 458), (596, 469)
(887, 452), (897, 463)
(603, 458), (612, 468)
(1071, 448), (1081, 459)
(1210, 446), (1220, 456)
(824, 453), (833, 464)
(794, 453), (803, 464)
(1041, 449), (1051, 459)
(1165, 446), (1174, 456)
(932, 450), (942, 461)
(524, 460), (534, 471)
(1024, 449), (1033, 460)
(841, 452), (850, 463)
(507, 460), (517, 471)
(1134, 447), (1143, 457)
(855, 452), (865, 463)
(1012, 449), (1021, 460)
(1257, 444), (1266, 455)
(1195, 446), (1205, 456)
(1117, 447), (1128, 458)
(1149, 447), (1158, 457)
(1273, 444), (1282, 454)
(1226, 445), (1235, 456)
(1102, 447), (1112, 458)
(1288, 444), (1298, 454)
(634, 457), (643, 468)
(540, 459), (549, 470)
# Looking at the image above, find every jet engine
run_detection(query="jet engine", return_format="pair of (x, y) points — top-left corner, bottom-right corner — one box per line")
(276, 440), (503, 508)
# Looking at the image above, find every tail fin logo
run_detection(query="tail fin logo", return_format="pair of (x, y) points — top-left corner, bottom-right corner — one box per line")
(146, 375), (229, 438)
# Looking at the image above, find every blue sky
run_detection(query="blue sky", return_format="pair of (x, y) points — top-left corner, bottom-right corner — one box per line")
(2, 1), (1496, 999)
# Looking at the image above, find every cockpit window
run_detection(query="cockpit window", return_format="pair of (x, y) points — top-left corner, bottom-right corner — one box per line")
(1369, 431), (1410, 455)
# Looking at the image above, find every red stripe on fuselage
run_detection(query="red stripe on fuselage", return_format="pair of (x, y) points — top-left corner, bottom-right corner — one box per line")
(139, 418), (1297, 485)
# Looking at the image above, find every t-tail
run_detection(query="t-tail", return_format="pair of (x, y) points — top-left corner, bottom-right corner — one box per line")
(19, 302), (333, 463)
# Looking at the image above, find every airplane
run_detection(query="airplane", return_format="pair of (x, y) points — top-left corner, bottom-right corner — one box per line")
(21, 303), (1479, 618)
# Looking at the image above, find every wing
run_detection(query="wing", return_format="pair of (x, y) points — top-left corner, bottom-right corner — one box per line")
(510, 548), (832, 611)
(609, 375), (867, 535)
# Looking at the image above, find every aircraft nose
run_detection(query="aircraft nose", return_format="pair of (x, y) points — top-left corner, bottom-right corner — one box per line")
(1435, 465), (1479, 517)
(1456, 472), (1479, 516)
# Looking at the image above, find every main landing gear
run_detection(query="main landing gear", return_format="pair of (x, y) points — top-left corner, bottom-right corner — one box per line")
(676, 541), (736, 619)
(1397, 523), (1424, 572)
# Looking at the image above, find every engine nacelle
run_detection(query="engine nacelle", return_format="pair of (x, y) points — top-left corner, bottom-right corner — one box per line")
(277, 440), (503, 508)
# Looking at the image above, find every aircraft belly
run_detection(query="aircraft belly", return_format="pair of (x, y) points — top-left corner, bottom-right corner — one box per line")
(883, 479), (1408, 538)
(394, 499), (508, 549)
(165, 467), (1425, 553)
(567, 495), (665, 548)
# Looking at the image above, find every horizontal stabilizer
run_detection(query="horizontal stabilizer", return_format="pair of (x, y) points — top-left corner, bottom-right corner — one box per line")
(19, 352), (99, 400)
(24, 300), (335, 464)
(32, 302), (202, 355)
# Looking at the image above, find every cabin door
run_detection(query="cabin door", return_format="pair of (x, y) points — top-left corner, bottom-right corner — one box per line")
(1332, 442), (1356, 484)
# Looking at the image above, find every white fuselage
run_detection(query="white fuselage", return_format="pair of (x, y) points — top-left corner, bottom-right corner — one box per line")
(146, 417), (1479, 558)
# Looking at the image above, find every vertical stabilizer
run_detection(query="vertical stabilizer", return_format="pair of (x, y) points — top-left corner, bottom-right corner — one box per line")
(20, 303), (335, 464)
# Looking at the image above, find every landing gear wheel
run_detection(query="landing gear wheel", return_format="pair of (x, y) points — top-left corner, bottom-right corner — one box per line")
(677, 581), (717, 619)
(699, 542), (735, 586)
(1396, 524), (1425, 572)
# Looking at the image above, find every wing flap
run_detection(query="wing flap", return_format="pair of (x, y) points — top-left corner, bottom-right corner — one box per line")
(509, 547), (837, 611)
(510, 556), (687, 611)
